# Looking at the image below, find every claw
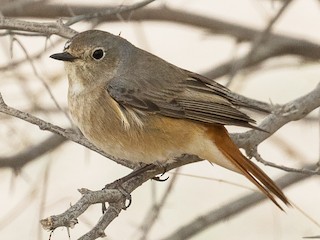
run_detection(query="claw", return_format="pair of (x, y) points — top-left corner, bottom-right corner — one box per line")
(152, 164), (169, 181)
(152, 175), (169, 182)
(116, 184), (132, 210)
(124, 195), (132, 209)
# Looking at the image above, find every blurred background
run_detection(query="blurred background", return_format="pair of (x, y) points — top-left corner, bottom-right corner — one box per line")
(0, 0), (319, 239)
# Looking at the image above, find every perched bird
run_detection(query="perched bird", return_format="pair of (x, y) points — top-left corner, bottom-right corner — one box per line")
(51, 30), (289, 209)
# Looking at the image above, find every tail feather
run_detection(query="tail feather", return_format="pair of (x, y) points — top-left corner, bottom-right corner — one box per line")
(207, 125), (290, 210)
(221, 149), (289, 210)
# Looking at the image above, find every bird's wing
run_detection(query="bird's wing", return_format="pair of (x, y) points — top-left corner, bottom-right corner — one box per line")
(106, 69), (259, 129)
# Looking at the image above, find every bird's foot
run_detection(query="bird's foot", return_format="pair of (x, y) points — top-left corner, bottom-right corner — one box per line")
(102, 179), (133, 213)
(152, 161), (169, 182)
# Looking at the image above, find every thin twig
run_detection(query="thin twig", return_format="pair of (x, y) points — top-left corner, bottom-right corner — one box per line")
(12, 36), (72, 125)
(252, 149), (320, 175)
(2, 7), (320, 65)
(0, 92), (134, 169)
(0, 36), (65, 72)
(65, 0), (156, 26)
(139, 169), (180, 240)
(226, 0), (293, 85)
(231, 82), (320, 152)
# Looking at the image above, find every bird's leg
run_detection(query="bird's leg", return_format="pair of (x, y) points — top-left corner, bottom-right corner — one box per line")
(102, 164), (158, 212)
(122, 163), (158, 182)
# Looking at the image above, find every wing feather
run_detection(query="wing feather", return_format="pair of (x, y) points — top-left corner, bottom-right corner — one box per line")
(106, 67), (262, 129)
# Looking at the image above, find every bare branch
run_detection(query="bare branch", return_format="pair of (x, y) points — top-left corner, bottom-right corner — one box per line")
(0, 1), (156, 38)
(252, 150), (320, 175)
(40, 188), (124, 231)
(0, 36), (64, 72)
(0, 93), (134, 169)
(3, 4), (320, 55)
(0, 134), (66, 170)
(0, 18), (77, 38)
(160, 165), (316, 240)
(1, 2), (319, 240)
(231, 82), (320, 151)
(226, 0), (293, 84)
(39, 157), (201, 237)
(3, 5), (319, 79)
(0, 81), (319, 174)
(138, 170), (180, 240)
(11, 36), (71, 123)
(65, 0), (156, 26)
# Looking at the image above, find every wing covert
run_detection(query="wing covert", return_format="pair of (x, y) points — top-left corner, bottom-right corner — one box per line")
(106, 72), (259, 129)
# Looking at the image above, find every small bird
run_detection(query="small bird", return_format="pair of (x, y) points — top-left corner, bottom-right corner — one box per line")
(51, 30), (289, 209)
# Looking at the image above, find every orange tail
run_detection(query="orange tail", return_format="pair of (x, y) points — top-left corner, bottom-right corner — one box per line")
(207, 125), (290, 210)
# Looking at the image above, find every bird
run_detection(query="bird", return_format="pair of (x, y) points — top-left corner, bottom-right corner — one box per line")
(50, 29), (290, 210)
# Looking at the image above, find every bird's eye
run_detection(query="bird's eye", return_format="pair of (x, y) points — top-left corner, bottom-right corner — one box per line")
(91, 48), (105, 61)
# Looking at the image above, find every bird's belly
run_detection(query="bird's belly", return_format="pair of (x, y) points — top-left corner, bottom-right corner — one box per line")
(85, 116), (200, 164)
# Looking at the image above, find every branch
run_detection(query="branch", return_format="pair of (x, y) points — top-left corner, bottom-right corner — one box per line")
(0, 134), (66, 170)
(34, 81), (319, 239)
(3, 5), (319, 78)
(1, 2), (318, 239)
(160, 164), (316, 240)
(40, 188), (124, 232)
(138, 170), (180, 240)
(226, 0), (293, 83)
(0, 93), (135, 169)
(65, 0), (156, 26)
(0, 18), (77, 38)
(3, 4), (320, 59)
(40, 155), (202, 239)
(252, 150), (320, 175)
(231, 82), (320, 151)
(0, 0), (156, 38)
(229, 82), (320, 174)
(0, 80), (319, 174)
(1, 61), (317, 239)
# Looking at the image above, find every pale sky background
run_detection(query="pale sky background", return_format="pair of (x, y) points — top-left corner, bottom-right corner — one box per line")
(0, 0), (319, 240)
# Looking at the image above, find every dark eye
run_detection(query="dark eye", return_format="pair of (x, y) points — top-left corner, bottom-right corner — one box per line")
(91, 48), (105, 61)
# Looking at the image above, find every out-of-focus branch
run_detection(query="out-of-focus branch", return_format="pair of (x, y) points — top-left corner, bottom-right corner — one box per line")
(0, 93), (135, 169)
(0, 80), (314, 238)
(0, 37), (65, 71)
(0, 3), (319, 237)
(0, 0), (156, 38)
(230, 82), (320, 174)
(138, 170), (180, 240)
(226, 0), (293, 84)
(65, 0), (156, 26)
(160, 164), (316, 240)
(0, 82), (319, 173)
(2, 5), (319, 79)
(0, 134), (66, 170)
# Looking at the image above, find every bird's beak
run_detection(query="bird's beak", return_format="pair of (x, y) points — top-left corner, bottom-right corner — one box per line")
(50, 52), (78, 62)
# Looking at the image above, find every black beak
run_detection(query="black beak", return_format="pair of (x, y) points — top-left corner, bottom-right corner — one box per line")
(50, 52), (78, 62)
